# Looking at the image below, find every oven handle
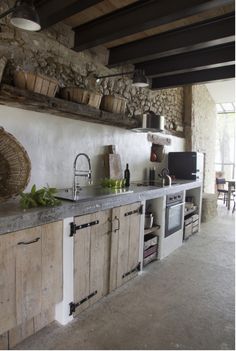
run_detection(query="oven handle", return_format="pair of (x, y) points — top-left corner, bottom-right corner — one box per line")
(166, 202), (185, 208)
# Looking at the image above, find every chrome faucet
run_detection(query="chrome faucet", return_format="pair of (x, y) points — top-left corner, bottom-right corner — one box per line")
(73, 153), (92, 200)
(159, 168), (172, 187)
(164, 174), (172, 187)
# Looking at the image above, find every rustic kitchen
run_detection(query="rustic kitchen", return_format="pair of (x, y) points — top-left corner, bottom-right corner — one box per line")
(0, 0), (235, 350)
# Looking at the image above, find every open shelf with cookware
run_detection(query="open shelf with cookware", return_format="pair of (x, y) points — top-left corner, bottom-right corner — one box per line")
(183, 188), (202, 241)
(143, 198), (163, 266)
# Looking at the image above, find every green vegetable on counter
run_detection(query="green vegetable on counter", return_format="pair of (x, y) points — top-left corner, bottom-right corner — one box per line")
(101, 178), (126, 189)
(20, 184), (61, 209)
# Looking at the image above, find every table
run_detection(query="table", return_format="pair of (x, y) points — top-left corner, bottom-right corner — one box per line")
(226, 180), (235, 210)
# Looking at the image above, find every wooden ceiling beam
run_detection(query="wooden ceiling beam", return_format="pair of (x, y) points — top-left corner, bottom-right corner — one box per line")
(135, 43), (235, 77)
(151, 65), (235, 90)
(36, 0), (103, 30)
(108, 13), (235, 66)
(73, 0), (234, 52)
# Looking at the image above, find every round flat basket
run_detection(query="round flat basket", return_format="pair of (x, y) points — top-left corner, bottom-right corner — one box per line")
(0, 127), (31, 202)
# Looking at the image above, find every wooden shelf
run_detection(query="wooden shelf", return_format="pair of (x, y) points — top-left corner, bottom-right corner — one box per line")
(0, 84), (140, 130)
(144, 225), (160, 235)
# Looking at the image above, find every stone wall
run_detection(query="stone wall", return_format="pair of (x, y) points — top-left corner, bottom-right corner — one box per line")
(187, 85), (217, 193)
(0, 0), (184, 135)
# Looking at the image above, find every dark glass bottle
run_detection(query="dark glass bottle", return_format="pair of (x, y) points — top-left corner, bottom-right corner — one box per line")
(124, 163), (130, 187)
(149, 167), (156, 185)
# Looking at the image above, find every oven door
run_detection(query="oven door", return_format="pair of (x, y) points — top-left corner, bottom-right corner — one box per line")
(165, 202), (184, 238)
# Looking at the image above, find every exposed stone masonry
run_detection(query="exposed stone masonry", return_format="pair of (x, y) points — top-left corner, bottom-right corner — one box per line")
(0, 0), (184, 135)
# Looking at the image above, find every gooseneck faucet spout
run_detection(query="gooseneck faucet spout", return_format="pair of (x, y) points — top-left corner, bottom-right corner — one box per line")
(165, 174), (172, 187)
(73, 153), (92, 200)
(159, 168), (172, 187)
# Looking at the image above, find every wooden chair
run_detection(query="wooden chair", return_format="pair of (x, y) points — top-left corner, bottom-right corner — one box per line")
(216, 178), (228, 205)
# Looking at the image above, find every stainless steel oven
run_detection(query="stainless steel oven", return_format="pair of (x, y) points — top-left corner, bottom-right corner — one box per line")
(165, 192), (184, 237)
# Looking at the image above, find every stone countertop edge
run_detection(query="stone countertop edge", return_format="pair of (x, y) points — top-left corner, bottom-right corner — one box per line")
(0, 180), (202, 236)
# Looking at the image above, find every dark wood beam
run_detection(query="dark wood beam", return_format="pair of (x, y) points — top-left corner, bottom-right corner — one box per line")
(151, 65), (235, 90)
(73, 0), (234, 52)
(136, 43), (235, 77)
(108, 13), (235, 66)
(36, 0), (103, 30)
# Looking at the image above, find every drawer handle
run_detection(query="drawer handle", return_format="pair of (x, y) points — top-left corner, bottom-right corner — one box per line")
(17, 237), (40, 245)
(114, 216), (120, 232)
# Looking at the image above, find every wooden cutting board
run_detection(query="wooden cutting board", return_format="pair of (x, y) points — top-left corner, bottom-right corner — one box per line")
(104, 154), (123, 180)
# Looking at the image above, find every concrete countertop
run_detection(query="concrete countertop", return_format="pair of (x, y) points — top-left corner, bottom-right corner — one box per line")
(0, 180), (202, 236)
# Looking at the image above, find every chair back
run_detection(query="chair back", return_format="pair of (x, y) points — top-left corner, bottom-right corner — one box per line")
(216, 178), (226, 191)
(216, 178), (226, 185)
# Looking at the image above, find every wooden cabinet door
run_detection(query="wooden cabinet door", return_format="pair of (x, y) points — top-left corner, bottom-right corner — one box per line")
(73, 210), (111, 315)
(110, 202), (141, 292)
(74, 213), (91, 315)
(15, 227), (42, 325)
(0, 232), (16, 334)
(89, 210), (111, 305)
(0, 221), (63, 336)
(41, 221), (63, 310)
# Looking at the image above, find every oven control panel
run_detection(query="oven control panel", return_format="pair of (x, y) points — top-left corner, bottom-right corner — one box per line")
(166, 191), (184, 205)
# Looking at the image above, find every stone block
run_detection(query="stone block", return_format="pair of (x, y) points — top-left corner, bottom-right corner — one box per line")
(201, 193), (218, 222)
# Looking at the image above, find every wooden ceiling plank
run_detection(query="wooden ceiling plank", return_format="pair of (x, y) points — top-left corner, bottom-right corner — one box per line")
(108, 13), (235, 66)
(151, 65), (235, 90)
(73, 0), (234, 51)
(37, 0), (104, 29)
(135, 43), (235, 77)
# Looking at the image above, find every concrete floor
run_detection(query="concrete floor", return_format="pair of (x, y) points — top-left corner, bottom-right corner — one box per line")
(15, 205), (235, 350)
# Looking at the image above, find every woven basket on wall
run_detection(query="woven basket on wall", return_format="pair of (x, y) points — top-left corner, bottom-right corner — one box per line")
(0, 127), (31, 202)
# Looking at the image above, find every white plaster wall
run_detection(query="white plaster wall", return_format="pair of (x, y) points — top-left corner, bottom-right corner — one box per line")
(0, 106), (185, 190)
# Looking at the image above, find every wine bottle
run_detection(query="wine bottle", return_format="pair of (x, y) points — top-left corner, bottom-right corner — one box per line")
(124, 163), (130, 187)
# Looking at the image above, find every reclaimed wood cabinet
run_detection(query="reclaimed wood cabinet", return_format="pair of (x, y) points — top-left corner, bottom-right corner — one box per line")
(0, 221), (63, 336)
(73, 210), (111, 316)
(110, 202), (142, 291)
(72, 202), (142, 315)
(15, 226), (42, 325)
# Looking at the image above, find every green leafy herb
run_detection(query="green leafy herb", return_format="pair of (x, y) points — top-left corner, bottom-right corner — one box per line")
(20, 184), (61, 209)
(101, 178), (125, 189)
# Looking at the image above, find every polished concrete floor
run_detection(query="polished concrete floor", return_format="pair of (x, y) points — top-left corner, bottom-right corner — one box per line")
(15, 205), (235, 350)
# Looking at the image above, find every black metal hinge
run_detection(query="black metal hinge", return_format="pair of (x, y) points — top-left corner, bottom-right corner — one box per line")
(70, 220), (99, 236)
(122, 262), (141, 279)
(124, 205), (143, 217)
(69, 290), (97, 315)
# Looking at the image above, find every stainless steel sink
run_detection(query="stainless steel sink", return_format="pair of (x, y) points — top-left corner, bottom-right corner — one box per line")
(134, 181), (178, 187)
(56, 186), (133, 202)
(135, 181), (163, 187)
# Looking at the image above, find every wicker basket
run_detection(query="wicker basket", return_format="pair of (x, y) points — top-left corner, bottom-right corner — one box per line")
(61, 87), (102, 109)
(0, 127), (31, 202)
(101, 95), (127, 114)
(14, 70), (59, 97)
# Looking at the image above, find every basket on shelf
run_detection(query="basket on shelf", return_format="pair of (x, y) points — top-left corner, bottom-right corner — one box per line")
(100, 95), (127, 114)
(61, 87), (102, 109)
(14, 70), (59, 97)
(0, 127), (31, 203)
